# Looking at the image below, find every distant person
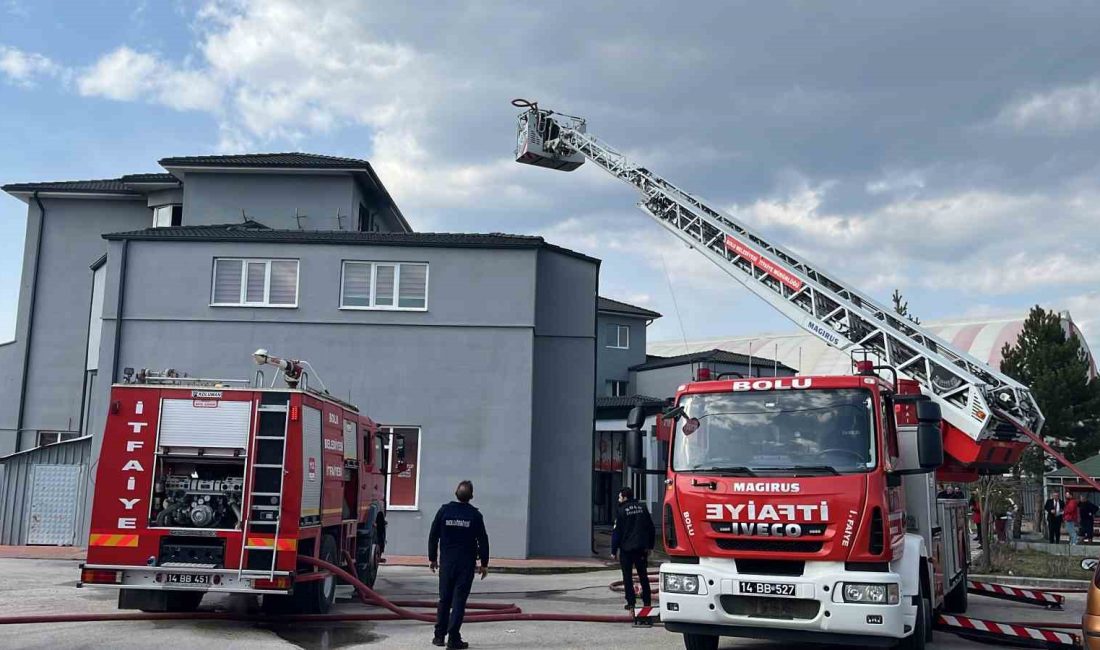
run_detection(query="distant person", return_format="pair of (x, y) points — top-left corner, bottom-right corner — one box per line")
(952, 486), (964, 500)
(1044, 492), (1066, 544)
(937, 485), (952, 499)
(428, 480), (490, 649)
(1065, 495), (1080, 545)
(969, 496), (982, 549)
(1081, 496), (1099, 543)
(611, 487), (656, 613)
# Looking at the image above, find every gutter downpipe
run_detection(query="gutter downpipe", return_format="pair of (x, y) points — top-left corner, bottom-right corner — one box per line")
(590, 261), (601, 556)
(110, 240), (129, 382)
(14, 192), (46, 450)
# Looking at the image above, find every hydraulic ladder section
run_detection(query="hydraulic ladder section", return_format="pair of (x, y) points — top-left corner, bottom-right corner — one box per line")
(512, 100), (1044, 445)
(238, 399), (291, 579)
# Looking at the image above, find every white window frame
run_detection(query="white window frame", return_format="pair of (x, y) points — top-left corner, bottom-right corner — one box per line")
(606, 324), (630, 349)
(210, 258), (299, 308)
(340, 261), (429, 312)
(152, 204), (182, 228)
(608, 380), (628, 397)
(381, 426), (421, 511)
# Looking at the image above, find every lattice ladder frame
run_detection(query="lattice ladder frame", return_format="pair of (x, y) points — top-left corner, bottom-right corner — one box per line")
(529, 108), (1043, 443)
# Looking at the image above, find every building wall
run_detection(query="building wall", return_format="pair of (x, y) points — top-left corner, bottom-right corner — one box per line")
(595, 313), (648, 396)
(85, 239), (595, 558)
(182, 173), (357, 230)
(350, 177), (405, 233)
(11, 198), (150, 452)
(528, 249), (597, 557)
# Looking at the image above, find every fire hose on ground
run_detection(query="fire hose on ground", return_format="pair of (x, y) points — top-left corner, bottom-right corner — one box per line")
(0, 556), (635, 626)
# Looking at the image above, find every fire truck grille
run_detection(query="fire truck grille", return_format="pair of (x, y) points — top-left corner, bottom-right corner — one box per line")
(717, 539), (823, 553)
(720, 595), (820, 620)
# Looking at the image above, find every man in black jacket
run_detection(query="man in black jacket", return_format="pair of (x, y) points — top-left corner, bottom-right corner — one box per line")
(1044, 492), (1066, 544)
(611, 487), (656, 611)
(429, 480), (489, 649)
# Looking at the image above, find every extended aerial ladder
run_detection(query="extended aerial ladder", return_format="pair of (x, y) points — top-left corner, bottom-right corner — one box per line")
(512, 98), (1095, 485)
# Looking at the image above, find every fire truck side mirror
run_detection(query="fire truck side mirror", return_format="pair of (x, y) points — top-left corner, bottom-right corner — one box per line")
(626, 406), (645, 469)
(916, 401), (944, 470)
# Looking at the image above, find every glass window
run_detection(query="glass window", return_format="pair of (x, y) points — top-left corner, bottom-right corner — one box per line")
(672, 389), (877, 474)
(152, 205), (182, 228)
(211, 258), (298, 307)
(608, 380), (628, 397)
(341, 261), (429, 311)
(606, 324), (629, 349)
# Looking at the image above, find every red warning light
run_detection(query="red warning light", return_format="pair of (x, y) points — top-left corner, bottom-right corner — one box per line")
(290, 405), (299, 422)
(696, 367), (712, 381)
(855, 360), (874, 375)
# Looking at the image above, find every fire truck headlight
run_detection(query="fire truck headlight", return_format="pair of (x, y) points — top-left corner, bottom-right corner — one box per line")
(842, 583), (898, 604)
(662, 573), (703, 594)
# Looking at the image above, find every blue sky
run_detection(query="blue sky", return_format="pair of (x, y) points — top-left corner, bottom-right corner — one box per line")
(3, 1), (1100, 353)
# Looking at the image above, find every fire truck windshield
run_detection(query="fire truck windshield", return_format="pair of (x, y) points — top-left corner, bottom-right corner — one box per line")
(672, 388), (876, 474)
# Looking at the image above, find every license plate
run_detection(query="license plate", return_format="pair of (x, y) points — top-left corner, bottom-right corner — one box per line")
(739, 581), (796, 596)
(164, 573), (209, 585)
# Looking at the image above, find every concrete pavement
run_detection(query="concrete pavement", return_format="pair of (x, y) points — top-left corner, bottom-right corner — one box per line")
(0, 558), (1085, 649)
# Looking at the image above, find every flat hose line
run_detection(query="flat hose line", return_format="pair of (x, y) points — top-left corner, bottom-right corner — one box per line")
(0, 557), (634, 626)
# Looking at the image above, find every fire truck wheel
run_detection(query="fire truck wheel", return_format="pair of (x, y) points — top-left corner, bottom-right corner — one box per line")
(681, 633), (719, 650)
(299, 534), (339, 614)
(356, 533), (381, 589)
(942, 570), (968, 614)
(896, 590), (929, 650)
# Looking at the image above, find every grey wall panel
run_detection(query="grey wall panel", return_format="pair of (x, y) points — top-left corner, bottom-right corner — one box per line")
(183, 173), (355, 230)
(595, 313), (649, 395)
(17, 198), (150, 451)
(0, 437), (91, 545)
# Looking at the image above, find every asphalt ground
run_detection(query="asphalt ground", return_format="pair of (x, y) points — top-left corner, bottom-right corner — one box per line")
(0, 558), (1085, 649)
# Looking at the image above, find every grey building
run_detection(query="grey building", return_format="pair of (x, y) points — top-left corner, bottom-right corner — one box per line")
(596, 297), (661, 399)
(0, 153), (598, 558)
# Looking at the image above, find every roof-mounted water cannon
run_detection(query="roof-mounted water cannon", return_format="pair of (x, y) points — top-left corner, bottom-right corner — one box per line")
(252, 349), (327, 393)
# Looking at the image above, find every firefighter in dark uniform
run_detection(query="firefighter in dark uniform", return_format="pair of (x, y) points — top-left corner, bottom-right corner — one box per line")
(611, 486), (656, 611)
(429, 480), (489, 649)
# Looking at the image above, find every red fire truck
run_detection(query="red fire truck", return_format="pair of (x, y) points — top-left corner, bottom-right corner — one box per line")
(512, 101), (1049, 649)
(80, 351), (399, 614)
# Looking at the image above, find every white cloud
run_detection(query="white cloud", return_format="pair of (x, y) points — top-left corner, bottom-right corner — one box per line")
(999, 79), (1100, 133)
(77, 46), (222, 111)
(0, 44), (60, 86)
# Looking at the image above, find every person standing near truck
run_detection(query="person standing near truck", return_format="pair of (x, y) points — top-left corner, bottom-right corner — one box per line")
(429, 480), (490, 649)
(1080, 495), (1098, 543)
(611, 487), (656, 612)
(1065, 495), (1080, 545)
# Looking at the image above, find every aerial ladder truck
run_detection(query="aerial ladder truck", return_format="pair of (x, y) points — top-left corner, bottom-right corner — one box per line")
(511, 99), (1090, 650)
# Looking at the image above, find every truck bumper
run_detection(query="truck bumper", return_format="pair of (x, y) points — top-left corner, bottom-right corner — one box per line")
(659, 559), (917, 646)
(81, 564), (292, 596)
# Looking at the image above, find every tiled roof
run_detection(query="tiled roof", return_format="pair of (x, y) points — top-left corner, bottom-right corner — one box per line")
(101, 224), (598, 262)
(595, 395), (667, 409)
(159, 152), (373, 169)
(121, 173), (180, 184)
(631, 349), (795, 372)
(598, 296), (662, 320)
(1, 178), (139, 194)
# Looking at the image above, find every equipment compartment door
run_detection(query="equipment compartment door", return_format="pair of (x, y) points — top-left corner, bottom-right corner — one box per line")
(27, 464), (82, 545)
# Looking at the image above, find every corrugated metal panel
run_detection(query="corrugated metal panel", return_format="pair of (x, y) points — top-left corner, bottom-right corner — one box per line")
(300, 406), (322, 517)
(159, 399), (252, 448)
(0, 437), (91, 545)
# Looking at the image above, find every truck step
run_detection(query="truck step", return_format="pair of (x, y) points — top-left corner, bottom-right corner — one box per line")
(935, 614), (1079, 649)
(159, 562), (218, 569)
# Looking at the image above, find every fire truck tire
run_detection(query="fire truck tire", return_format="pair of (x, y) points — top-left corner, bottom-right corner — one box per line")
(298, 534), (339, 614)
(896, 591), (929, 650)
(356, 532), (381, 589)
(942, 570), (968, 614)
(681, 633), (719, 650)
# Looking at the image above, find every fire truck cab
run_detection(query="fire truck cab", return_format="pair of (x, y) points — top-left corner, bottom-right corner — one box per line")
(81, 361), (396, 615)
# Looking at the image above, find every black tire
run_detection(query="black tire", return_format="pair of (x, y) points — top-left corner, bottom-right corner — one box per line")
(683, 633), (719, 650)
(296, 534), (339, 614)
(355, 533), (381, 589)
(942, 571), (968, 614)
(896, 591), (929, 650)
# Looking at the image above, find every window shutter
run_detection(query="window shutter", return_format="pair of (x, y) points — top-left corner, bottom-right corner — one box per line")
(213, 259), (243, 304)
(375, 265), (395, 306)
(343, 262), (372, 307)
(245, 261), (267, 303)
(268, 261), (298, 305)
(398, 264), (428, 309)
